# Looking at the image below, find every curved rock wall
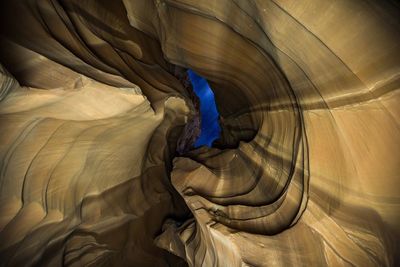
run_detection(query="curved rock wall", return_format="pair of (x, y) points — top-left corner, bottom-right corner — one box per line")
(0, 0), (399, 266)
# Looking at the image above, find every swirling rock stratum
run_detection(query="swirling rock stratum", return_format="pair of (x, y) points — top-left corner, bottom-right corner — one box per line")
(0, 0), (399, 266)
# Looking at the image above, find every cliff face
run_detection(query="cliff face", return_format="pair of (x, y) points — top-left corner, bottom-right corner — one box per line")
(0, 1), (399, 266)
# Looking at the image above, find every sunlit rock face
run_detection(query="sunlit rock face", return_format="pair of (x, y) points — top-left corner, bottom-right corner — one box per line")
(0, 0), (399, 266)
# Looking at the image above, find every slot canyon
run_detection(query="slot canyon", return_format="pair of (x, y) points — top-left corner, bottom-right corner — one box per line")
(0, 1), (399, 266)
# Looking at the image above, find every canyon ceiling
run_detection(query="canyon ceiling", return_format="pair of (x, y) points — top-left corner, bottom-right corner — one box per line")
(0, 0), (399, 266)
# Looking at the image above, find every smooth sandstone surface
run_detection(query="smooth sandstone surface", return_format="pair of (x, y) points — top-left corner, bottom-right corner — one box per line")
(0, 0), (399, 266)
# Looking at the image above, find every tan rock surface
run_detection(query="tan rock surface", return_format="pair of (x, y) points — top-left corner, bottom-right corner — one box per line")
(0, 0), (399, 266)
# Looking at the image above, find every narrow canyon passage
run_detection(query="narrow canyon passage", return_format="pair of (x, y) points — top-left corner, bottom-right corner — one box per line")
(0, 1), (399, 266)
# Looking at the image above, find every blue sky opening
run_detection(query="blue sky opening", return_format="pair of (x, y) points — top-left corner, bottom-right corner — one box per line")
(187, 69), (221, 148)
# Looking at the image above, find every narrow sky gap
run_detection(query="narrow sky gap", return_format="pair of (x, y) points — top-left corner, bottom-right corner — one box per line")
(187, 69), (221, 148)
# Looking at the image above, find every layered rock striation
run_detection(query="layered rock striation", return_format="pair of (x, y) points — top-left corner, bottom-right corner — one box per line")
(0, 0), (399, 266)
